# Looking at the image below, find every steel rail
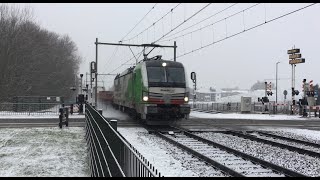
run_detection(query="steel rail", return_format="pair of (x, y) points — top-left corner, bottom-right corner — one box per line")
(183, 131), (306, 177)
(222, 131), (320, 158)
(254, 131), (320, 149)
(155, 131), (242, 177)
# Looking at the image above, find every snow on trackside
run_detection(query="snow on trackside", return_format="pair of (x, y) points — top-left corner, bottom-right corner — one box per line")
(0, 114), (85, 119)
(117, 127), (198, 177)
(1, 107), (320, 177)
(117, 126), (320, 177)
(0, 127), (89, 177)
(278, 129), (320, 140)
(256, 127), (320, 142)
(190, 111), (318, 120)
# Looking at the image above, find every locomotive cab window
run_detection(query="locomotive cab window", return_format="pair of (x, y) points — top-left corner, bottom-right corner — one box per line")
(147, 67), (166, 83)
(147, 65), (186, 88)
(166, 67), (185, 83)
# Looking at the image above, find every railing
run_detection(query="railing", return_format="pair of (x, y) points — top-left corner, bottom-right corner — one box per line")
(0, 103), (61, 115)
(85, 102), (162, 177)
(191, 102), (241, 112)
(191, 102), (293, 114)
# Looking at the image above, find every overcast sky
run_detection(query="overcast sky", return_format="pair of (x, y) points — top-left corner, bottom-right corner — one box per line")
(10, 3), (320, 94)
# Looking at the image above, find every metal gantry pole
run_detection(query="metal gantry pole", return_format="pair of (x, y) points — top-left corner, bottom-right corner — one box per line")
(276, 61), (280, 113)
(90, 71), (93, 104)
(291, 64), (294, 115)
(93, 40), (176, 109)
(174, 41), (177, 62)
(95, 38), (98, 109)
(86, 72), (88, 88)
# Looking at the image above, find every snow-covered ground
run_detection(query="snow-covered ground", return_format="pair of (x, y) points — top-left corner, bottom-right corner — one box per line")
(0, 127), (89, 177)
(1, 109), (320, 177)
(190, 111), (317, 120)
(117, 111), (320, 176)
(0, 114), (84, 119)
(118, 126), (320, 177)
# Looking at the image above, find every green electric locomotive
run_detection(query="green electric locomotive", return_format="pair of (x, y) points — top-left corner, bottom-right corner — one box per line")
(112, 55), (190, 125)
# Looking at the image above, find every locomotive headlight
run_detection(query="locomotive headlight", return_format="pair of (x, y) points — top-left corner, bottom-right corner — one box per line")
(142, 91), (149, 101)
(162, 62), (167, 67)
(143, 96), (149, 101)
(184, 97), (189, 102)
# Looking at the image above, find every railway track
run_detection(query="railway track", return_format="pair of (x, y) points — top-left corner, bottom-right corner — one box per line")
(248, 131), (320, 149)
(150, 126), (305, 177)
(221, 130), (320, 158)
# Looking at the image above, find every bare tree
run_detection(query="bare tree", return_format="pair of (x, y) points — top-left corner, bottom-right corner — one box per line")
(0, 4), (81, 102)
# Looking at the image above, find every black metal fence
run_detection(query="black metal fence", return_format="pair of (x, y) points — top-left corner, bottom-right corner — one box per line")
(85, 102), (162, 177)
(191, 102), (292, 114)
(0, 103), (61, 115)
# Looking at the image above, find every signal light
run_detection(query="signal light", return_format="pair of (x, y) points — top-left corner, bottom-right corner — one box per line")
(292, 89), (299, 96)
(267, 91), (273, 96)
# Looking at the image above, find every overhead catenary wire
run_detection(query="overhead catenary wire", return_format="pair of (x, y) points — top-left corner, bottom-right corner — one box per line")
(104, 4), (181, 76)
(170, 3), (317, 60)
(138, 4), (211, 60)
(106, 4), (185, 75)
(122, 3), (182, 42)
(160, 3), (238, 41)
(101, 3), (157, 74)
(108, 51), (144, 74)
(120, 3), (157, 42)
(152, 3), (212, 44)
(160, 3), (260, 43)
(144, 3), (213, 60)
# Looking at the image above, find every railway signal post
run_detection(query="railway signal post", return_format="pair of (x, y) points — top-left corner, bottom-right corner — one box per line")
(288, 47), (305, 115)
(191, 72), (197, 108)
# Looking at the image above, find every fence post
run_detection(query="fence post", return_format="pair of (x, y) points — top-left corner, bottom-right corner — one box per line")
(110, 119), (118, 131)
(65, 107), (69, 127)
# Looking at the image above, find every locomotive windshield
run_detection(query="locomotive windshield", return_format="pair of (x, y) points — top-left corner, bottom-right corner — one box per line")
(147, 67), (166, 83)
(166, 67), (185, 83)
(147, 66), (186, 87)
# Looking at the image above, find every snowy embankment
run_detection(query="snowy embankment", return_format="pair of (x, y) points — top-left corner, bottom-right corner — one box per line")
(118, 126), (320, 177)
(0, 127), (89, 177)
(190, 111), (313, 120)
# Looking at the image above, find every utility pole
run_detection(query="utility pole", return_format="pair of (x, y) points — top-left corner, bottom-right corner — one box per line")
(90, 62), (96, 105)
(276, 61), (280, 113)
(95, 38), (98, 108)
(264, 81), (268, 112)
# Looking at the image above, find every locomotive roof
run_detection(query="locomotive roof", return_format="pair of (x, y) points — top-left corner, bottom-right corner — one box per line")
(114, 59), (184, 79)
(145, 59), (184, 68)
